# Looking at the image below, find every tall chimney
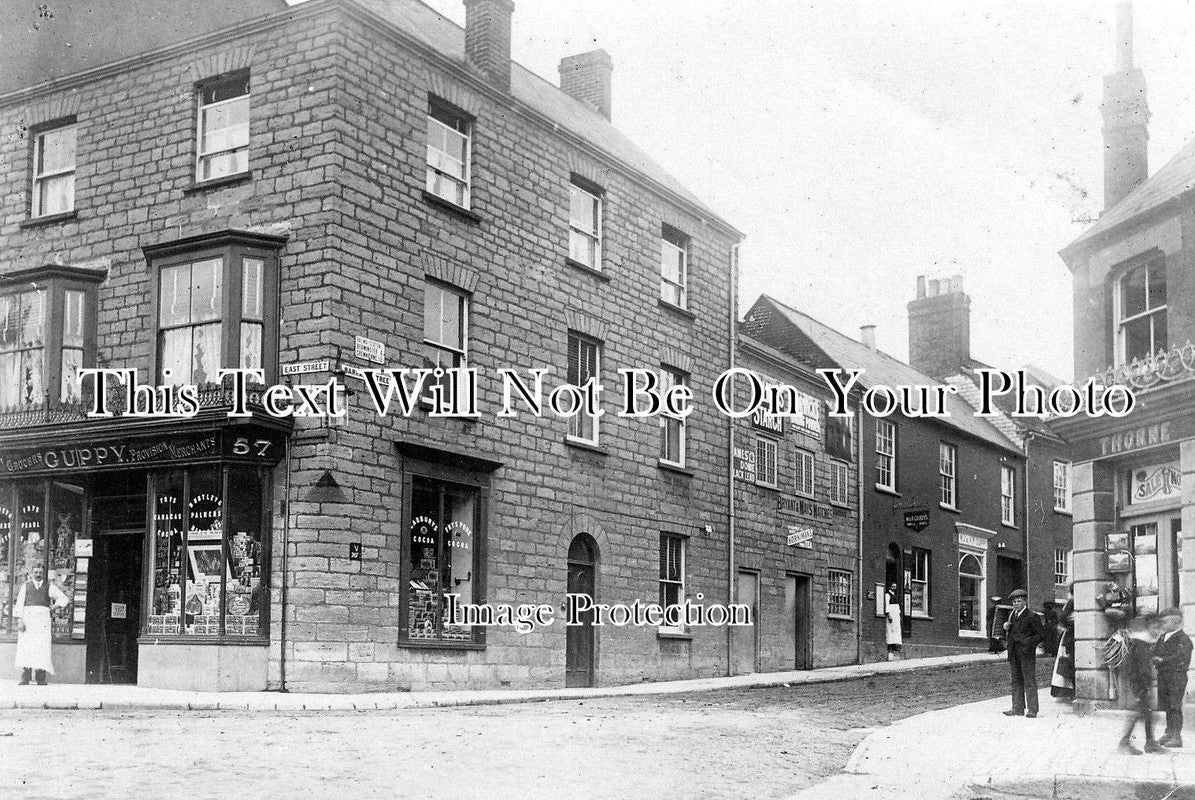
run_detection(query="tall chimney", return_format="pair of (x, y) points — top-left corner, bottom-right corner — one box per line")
(860, 325), (876, 351)
(1101, 1), (1149, 211)
(559, 49), (613, 121)
(908, 275), (971, 380)
(464, 0), (514, 90)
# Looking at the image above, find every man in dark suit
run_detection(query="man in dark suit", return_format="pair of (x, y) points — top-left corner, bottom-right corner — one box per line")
(1153, 607), (1193, 747)
(1002, 588), (1044, 718)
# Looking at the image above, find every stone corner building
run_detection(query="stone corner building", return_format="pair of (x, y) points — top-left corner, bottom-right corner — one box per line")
(1055, 4), (1195, 703)
(0, 0), (743, 691)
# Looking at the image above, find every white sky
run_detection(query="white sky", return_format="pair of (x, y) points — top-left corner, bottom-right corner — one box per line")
(423, 0), (1195, 381)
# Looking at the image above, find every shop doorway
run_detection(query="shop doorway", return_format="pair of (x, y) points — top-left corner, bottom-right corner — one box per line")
(85, 529), (143, 684)
(565, 534), (597, 688)
(995, 555), (1022, 600)
(733, 570), (759, 675)
(783, 574), (812, 670)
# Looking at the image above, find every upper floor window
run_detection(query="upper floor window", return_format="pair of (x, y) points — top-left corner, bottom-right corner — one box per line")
(829, 459), (850, 506)
(1000, 465), (1016, 526)
(1053, 461), (1072, 513)
(755, 435), (778, 488)
(197, 72), (250, 182)
(569, 181), (602, 270)
(32, 122), (77, 217)
(875, 419), (896, 492)
(659, 368), (686, 467)
(147, 231), (282, 386)
(1054, 548), (1071, 587)
(660, 225), (689, 309)
(426, 99), (471, 208)
(794, 448), (815, 498)
(0, 267), (100, 410)
(939, 442), (957, 509)
(1116, 259), (1166, 364)
(422, 279), (469, 410)
(566, 332), (600, 444)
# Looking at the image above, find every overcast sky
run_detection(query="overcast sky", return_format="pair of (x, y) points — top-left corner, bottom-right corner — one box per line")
(423, 0), (1195, 381)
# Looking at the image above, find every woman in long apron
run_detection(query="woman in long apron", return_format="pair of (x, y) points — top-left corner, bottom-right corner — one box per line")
(1050, 585), (1075, 702)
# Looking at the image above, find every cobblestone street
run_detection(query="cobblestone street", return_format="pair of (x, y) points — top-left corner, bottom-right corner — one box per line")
(0, 661), (1016, 799)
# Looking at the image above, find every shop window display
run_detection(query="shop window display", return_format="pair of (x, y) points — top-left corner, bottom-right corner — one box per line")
(148, 467), (267, 637)
(0, 482), (79, 636)
(406, 475), (479, 643)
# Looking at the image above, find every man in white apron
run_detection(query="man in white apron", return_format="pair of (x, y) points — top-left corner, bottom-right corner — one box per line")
(14, 562), (68, 685)
(885, 583), (903, 660)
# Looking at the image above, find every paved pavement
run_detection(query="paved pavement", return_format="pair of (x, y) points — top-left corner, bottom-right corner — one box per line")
(788, 695), (1195, 800)
(0, 651), (999, 711)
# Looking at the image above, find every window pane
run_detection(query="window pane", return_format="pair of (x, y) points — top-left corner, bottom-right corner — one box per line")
(1122, 265), (1147, 318)
(0, 499), (10, 633)
(408, 479), (440, 640)
(225, 469), (263, 637)
(159, 265), (191, 327)
(60, 348), (83, 402)
(48, 483), (82, 639)
(184, 469), (223, 635)
(1153, 310), (1168, 352)
(38, 173), (75, 216)
(1147, 261), (1166, 310)
(150, 472), (183, 635)
(442, 485), (475, 641)
(241, 258), (264, 321)
(13, 487), (43, 631)
(19, 291), (45, 347)
(0, 352), (19, 408)
(570, 229), (597, 266)
(570, 186), (598, 234)
(1122, 315), (1152, 361)
(189, 258), (224, 323)
(191, 322), (221, 384)
(62, 290), (85, 347)
(240, 322), (262, 371)
(38, 126), (76, 174)
(159, 328), (191, 385)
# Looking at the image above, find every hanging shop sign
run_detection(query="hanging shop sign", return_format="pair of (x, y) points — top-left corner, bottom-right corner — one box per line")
(785, 526), (814, 548)
(0, 429), (285, 476)
(777, 496), (833, 518)
(733, 446), (757, 482)
(903, 509), (930, 532)
(1129, 463), (1181, 505)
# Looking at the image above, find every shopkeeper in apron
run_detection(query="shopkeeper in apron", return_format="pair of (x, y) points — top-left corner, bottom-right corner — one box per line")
(14, 562), (69, 686)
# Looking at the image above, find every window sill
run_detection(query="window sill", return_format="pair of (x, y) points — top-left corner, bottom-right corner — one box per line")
(658, 298), (696, 321)
(874, 485), (900, 497)
(657, 460), (693, 477)
(137, 635), (268, 646)
(829, 500), (851, 509)
(911, 613), (933, 621)
(422, 190), (482, 223)
(398, 639), (486, 651)
(755, 481), (779, 491)
(939, 503), (960, 514)
(827, 614), (854, 622)
(19, 210), (78, 228)
(1001, 522), (1018, 531)
(565, 257), (611, 282)
(657, 628), (693, 641)
(958, 630), (987, 639)
(1054, 509), (1072, 517)
(183, 171), (253, 194)
(564, 436), (608, 456)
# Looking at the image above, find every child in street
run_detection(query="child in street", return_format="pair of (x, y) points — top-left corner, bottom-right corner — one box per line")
(1153, 607), (1193, 747)
(1120, 613), (1165, 755)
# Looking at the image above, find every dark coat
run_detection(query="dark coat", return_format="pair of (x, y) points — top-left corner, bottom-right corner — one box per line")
(1153, 629), (1193, 678)
(1005, 607), (1044, 656)
(1125, 637), (1156, 696)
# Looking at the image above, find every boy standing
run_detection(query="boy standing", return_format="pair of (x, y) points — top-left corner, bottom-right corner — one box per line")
(1153, 607), (1193, 748)
(1120, 614), (1165, 755)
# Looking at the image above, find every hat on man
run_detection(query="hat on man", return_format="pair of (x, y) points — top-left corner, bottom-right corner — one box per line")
(1009, 589), (1028, 599)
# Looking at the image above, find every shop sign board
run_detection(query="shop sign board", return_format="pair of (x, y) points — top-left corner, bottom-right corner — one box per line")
(733, 446), (756, 482)
(1129, 463), (1181, 505)
(786, 526), (814, 548)
(355, 335), (386, 364)
(958, 532), (988, 550)
(777, 496), (833, 518)
(751, 407), (784, 436)
(281, 359), (330, 376)
(903, 509), (930, 532)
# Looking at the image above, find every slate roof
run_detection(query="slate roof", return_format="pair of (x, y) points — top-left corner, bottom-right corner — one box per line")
(743, 295), (1022, 455)
(1064, 136), (1195, 255)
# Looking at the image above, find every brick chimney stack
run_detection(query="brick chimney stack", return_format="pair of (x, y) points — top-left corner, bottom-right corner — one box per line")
(860, 325), (876, 351)
(464, 0), (515, 90)
(908, 274), (971, 380)
(1101, 0), (1149, 211)
(559, 49), (613, 121)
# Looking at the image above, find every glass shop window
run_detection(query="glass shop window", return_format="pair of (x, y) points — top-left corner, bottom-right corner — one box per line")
(405, 475), (481, 644)
(0, 482), (81, 637)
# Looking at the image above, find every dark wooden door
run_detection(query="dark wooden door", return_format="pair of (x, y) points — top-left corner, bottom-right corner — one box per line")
(85, 531), (142, 684)
(784, 574), (812, 670)
(565, 535), (596, 688)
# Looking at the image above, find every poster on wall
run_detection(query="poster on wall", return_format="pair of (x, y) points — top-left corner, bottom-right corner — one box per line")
(1128, 463), (1181, 506)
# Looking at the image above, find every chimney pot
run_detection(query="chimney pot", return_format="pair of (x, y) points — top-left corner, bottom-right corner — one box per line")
(464, 0), (515, 90)
(559, 49), (614, 121)
(916, 275), (927, 299)
(860, 325), (876, 351)
(927, 279), (940, 298)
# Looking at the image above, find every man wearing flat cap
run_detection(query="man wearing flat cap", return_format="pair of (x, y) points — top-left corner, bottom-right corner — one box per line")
(1002, 588), (1044, 717)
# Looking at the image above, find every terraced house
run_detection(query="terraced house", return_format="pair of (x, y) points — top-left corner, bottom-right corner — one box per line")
(0, 0), (743, 691)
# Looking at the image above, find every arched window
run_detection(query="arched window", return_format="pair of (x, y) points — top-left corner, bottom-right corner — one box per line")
(958, 551), (987, 637)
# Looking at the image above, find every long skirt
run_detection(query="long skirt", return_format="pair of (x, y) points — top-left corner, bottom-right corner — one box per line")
(14, 606), (55, 674)
(1050, 630), (1073, 699)
(884, 605), (902, 647)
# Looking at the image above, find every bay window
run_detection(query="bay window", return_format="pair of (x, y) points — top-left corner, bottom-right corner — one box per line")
(0, 266), (100, 410)
(146, 230), (282, 386)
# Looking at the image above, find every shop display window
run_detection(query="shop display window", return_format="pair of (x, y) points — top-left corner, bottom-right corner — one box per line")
(404, 475), (481, 644)
(0, 481), (82, 636)
(147, 466), (267, 638)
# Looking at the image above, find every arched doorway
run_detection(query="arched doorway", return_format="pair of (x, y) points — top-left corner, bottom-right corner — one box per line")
(566, 534), (597, 688)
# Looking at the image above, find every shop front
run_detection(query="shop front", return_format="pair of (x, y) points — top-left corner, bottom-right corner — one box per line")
(0, 419), (286, 690)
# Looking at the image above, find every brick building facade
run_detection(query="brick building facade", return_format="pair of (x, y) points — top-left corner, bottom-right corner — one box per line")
(0, 0), (744, 691)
